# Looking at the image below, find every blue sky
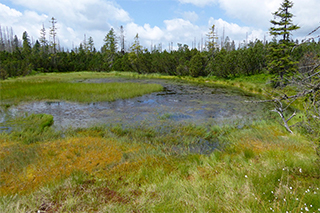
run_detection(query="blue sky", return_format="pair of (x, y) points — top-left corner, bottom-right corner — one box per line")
(0, 0), (319, 51)
(118, 0), (231, 27)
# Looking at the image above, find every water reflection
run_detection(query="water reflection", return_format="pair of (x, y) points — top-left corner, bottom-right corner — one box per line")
(1, 78), (270, 130)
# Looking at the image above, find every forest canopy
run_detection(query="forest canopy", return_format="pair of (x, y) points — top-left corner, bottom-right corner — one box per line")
(0, 0), (319, 81)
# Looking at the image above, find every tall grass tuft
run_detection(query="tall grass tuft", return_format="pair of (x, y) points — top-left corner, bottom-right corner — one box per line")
(1, 120), (319, 212)
(1, 81), (163, 104)
(7, 113), (57, 144)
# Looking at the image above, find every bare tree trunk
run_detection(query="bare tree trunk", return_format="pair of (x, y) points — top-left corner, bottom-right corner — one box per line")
(271, 100), (296, 134)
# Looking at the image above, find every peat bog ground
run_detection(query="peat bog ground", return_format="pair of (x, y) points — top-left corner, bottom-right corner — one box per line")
(0, 72), (319, 212)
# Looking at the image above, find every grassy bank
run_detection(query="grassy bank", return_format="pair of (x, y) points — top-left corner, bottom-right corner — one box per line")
(0, 117), (319, 212)
(0, 72), (319, 212)
(0, 71), (273, 105)
(0, 72), (163, 105)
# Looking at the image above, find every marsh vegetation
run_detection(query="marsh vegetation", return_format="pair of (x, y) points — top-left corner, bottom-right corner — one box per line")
(0, 72), (163, 105)
(0, 72), (319, 212)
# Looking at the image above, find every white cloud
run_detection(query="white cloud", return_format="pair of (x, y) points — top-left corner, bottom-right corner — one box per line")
(3, 0), (131, 49)
(178, 0), (280, 28)
(0, 3), (22, 25)
(218, 0), (280, 28)
(210, 18), (251, 38)
(178, 0), (217, 7)
(10, 0), (131, 28)
(292, 0), (320, 37)
(123, 14), (269, 50)
(124, 23), (165, 50)
(0, 3), (48, 43)
(217, 0), (320, 39)
(182, 11), (199, 23)
(208, 17), (269, 46)
(162, 18), (211, 50)
(126, 23), (164, 42)
(180, 0), (320, 41)
(164, 18), (206, 42)
(3, 0), (319, 52)
(123, 18), (208, 50)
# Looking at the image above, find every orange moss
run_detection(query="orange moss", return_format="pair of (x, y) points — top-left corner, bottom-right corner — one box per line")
(107, 156), (176, 183)
(0, 137), (127, 195)
(109, 161), (144, 178)
(0, 140), (16, 158)
(234, 136), (310, 156)
(197, 166), (218, 180)
(75, 129), (105, 137)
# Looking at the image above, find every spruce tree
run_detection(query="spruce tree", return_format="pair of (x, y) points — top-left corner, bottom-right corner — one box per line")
(128, 34), (143, 73)
(130, 33), (142, 55)
(268, 0), (300, 87)
(102, 28), (118, 70)
(22, 31), (31, 57)
(102, 28), (117, 54)
(87, 36), (94, 52)
(189, 52), (204, 77)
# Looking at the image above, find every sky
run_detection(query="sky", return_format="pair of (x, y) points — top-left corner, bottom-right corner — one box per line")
(0, 0), (319, 51)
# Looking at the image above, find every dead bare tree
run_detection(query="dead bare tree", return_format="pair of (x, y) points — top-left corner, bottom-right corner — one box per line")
(271, 100), (296, 134)
(247, 26), (320, 135)
(246, 90), (298, 134)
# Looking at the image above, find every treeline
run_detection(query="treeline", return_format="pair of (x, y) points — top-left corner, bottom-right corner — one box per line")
(1, 27), (320, 80)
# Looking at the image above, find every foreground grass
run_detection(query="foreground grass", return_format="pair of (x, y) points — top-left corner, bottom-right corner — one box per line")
(1, 72), (319, 212)
(0, 115), (319, 212)
(0, 72), (163, 105)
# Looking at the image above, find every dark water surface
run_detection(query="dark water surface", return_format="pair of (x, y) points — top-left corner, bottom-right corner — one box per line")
(1, 78), (270, 130)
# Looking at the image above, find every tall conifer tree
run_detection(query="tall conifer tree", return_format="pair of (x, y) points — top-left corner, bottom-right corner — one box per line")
(103, 28), (117, 54)
(22, 31), (31, 57)
(102, 28), (118, 70)
(268, 0), (300, 87)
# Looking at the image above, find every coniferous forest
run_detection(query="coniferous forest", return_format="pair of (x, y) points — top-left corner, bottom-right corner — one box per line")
(1, 22), (320, 81)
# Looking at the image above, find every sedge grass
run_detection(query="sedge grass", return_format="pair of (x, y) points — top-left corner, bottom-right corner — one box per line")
(1, 72), (319, 212)
(1, 81), (163, 105)
(0, 119), (319, 212)
(0, 71), (269, 106)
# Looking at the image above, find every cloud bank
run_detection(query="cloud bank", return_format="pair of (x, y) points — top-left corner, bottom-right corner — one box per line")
(1, 0), (319, 51)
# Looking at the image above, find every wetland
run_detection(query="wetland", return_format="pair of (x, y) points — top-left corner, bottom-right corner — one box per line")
(1, 77), (271, 130)
(1, 73), (318, 213)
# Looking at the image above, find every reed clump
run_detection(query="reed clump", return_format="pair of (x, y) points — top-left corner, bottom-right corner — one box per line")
(1, 121), (319, 212)
(1, 81), (163, 105)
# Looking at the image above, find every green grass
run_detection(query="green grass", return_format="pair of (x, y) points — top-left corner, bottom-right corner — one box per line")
(6, 113), (58, 144)
(0, 72), (319, 212)
(204, 73), (273, 96)
(1, 81), (163, 104)
(0, 72), (163, 105)
(0, 117), (319, 212)
(0, 71), (273, 105)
